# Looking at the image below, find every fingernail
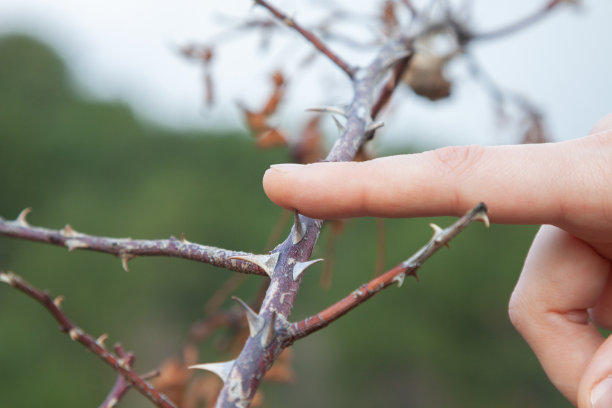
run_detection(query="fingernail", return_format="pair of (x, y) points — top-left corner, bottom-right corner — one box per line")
(269, 163), (304, 173)
(591, 376), (612, 408)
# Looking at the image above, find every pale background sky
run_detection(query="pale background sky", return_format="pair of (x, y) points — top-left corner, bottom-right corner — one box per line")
(0, 0), (610, 148)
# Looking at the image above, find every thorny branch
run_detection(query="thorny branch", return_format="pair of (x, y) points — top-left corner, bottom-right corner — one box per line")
(287, 203), (489, 342)
(253, 0), (356, 78)
(0, 271), (176, 408)
(0, 209), (268, 276)
(0, 1), (580, 407)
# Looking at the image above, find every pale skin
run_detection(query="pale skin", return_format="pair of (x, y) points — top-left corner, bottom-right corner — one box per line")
(262, 114), (612, 408)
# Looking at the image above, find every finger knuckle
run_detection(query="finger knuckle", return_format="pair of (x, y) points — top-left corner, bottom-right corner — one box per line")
(430, 145), (484, 178)
(508, 289), (528, 334)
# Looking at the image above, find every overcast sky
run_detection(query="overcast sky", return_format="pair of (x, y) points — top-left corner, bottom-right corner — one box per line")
(0, 0), (610, 148)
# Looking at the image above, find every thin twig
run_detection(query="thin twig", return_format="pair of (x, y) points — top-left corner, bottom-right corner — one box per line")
(286, 203), (488, 342)
(468, 0), (568, 42)
(0, 271), (177, 408)
(0, 210), (267, 276)
(254, 0), (356, 78)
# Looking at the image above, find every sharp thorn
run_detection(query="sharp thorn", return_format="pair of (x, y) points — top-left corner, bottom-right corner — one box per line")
(429, 223), (444, 239)
(382, 49), (412, 71)
(293, 258), (324, 281)
(61, 224), (78, 237)
(292, 210), (306, 245)
(189, 359), (236, 383)
(366, 121), (384, 133)
(53, 295), (65, 308)
(65, 239), (88, 252)
(392, 273), (405, 288)
(17, 207), (32, 226)
(306, 106), (348, 117)
(228, 252), (280, 277)
(474, 211), (490, 228)
(117, 356), (132, 370)
(331, 115), (345, 134)
(261, 312), (277, 348)
(0, 272), (15, 286)
(68, 328), (82, 341)
(232, 296), (264, 337)
(120, 253), (133, 272)
(180, 232), (192, 244)
(96, 333), (109, 347)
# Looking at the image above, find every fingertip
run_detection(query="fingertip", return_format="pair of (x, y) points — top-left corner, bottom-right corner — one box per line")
(262, 163), (303, 210)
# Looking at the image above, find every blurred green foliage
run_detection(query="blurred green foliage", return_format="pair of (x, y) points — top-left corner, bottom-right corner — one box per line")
(0, 35), (569, 407)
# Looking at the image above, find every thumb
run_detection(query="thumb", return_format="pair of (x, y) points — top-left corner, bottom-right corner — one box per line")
(579, 337), (612, 408)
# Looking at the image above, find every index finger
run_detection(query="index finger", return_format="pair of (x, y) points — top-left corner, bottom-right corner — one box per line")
(262, 134), (610, 226)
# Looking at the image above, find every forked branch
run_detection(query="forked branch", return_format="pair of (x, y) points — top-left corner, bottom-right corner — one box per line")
(287, 203), (489, 342)
(0, 272), (176, 408)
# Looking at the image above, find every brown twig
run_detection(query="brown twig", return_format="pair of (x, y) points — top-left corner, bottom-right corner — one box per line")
(254, 0), (356, 78)
(0, 272), (177, 408)
(0, 210), (268, 276)
(286, 203), (489, 342)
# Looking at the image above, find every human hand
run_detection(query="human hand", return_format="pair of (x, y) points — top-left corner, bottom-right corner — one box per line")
(263, 114), (612, 407)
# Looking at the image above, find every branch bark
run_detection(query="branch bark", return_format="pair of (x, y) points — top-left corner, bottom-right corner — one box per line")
(0, 210), (267, 276)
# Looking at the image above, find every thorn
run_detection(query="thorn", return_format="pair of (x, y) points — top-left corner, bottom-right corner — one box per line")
(382, 49), (412, 71)
(189, 359), (236, 383)
(61, 224), (78, 237)
(180, 232), (192, 244)
(292, 210), (306, 244)
(106, 397), (118, 408)
(0, 272), (15, 286)
(261, 312), (276, 348)
(65, 239), (88, 252)
(331, 115), (345, 134)
(392, 273), (405, 288)
(228, 252), (280, 277)
(474, 210), (490, 228)
(366, 121), (385, 133)
(293, 258), (324, 281)
(117, 357), (132, 370)
(429, 223), (444, 239)
(53, 295), (65, 308)
(68, 328), (82, 341)
(96, 333), (109, 347)
(306, 106), (348, 117)
(120, 253), (133, 272)
(17, 207), (32, 226)
(232, 296), (264, 337)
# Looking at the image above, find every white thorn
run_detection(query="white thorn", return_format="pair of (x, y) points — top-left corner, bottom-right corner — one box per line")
(292, 210), (306, 245)
(261, 313), (277, 348)
(180, 232), (192, 244)
(232, 296), (264, 337)
(0, 272), (14, 285)
(189, 359), (236, 383)
(53, 295), (65, 308)
(61, 224), (78, 237)
(331, 116), (345, 134)
(306, 106), (348, 117)
(292, 258), (324, 281)
(366, 121), (385, 133)
(96, 333), (109, 347)
(106, 397), (118, 408)
(229, 252), (280, 277)
(65, 239), (88, 252)
(120, 253), (133, 272)
(429, 223), (444, 242)
(382, 49), (412, 71)
(475, 212), (490, 228)
(68, 328), (82, 341)
(17, 207), (32, 226)
(392, 273), (406, 288)
(117, 357), (132, 370)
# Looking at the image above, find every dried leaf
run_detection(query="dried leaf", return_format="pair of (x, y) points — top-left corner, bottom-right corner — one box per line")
(152, 358), (190, 407)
